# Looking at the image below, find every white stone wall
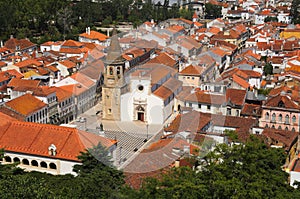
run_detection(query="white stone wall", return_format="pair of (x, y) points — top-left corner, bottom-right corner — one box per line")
(121, 78), (168, 124)
(290, 171), (300, 188)
(2, 151), (79, 175)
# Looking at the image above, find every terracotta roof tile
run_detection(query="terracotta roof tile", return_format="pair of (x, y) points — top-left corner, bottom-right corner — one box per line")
(232, 74), (250, 89)
(179, 65), (204, 76)
(153, 78), (182, 100)
(4, 38), (36, 52)
(7, 78), (40, 90)
(14, 59), (43, 68)
(0, 119), (116, 162)
(262, 128), (298, 151)
(264, 94), (299, 109)
(241, 103), (262, 117)
(59, 60), (76, 69)
(5, 93), (47, 116)
(185, 91), (226, 105)
(226, 88), (246, 106)
(147, 52), (177, 67)
(79, 30), (108, 41)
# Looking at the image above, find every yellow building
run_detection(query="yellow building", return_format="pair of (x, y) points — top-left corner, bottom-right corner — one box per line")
(280, 29), (300, 39)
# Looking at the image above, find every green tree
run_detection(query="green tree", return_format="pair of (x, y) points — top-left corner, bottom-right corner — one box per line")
(263, 62), (273, 75)
(131, 137), (298, 198)
(205, 3), (222, 19)
(264, 16), (278, 22)
(291, 0), (300, 24)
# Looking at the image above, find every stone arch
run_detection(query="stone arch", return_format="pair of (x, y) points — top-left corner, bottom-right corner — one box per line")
(4, 156), (12, 162)
(31, 160), (38, 167)
(265, 112), (269, 120)
(40, 161), (47, 168)
(22, 159), (29, 165)
(49, 163), (57, 170)
(13, 157), (20, 163)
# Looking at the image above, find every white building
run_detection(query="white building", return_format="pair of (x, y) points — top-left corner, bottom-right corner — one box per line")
(120, 64), (182, 124)
(0, 113), (117, 175)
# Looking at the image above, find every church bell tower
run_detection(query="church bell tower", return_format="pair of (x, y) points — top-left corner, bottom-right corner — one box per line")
(102, 29), (126, 121)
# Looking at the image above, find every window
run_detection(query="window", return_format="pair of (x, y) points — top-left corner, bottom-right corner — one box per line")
(278, 114), (282, 122)
(4, 156), (11, 162)
(227, 108), (231, 115)
(271, 113), (276, 122)
(187, 77), (190, 79)
(40, 161), (47, 168)
(22, 159), (29, 165)
(292, 128), (296, 132)
(49, 163), (57, 170)
(198, 104), (201, 109)
(192, 77), (194, 80)
(278, 101), (285, 108)
(108, 109), (112, 114)
(265, 112), (269, 120)
(292, 115), (296, 123)
(278, 126), (282, 130)
(236, 110), (239, 116)
(109, 67), (113, 75)
(285, 115), (290, 124)
(31, 160), (38, 167)
(207, 105), (211, 110)
(13, 157), (20, 163)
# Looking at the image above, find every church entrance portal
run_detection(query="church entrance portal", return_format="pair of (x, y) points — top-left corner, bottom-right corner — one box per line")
(137, 112), (144, 121)
(136, 105), (145, 122)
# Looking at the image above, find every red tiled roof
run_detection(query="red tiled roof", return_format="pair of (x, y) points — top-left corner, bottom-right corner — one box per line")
(262, 128), (298, 151)
(264, 94), (300, 109)
(179, 65), (204, 76)
(185, 91), (226, 105)
(153, 78), (182, 100)
(59, 60), (76, 69)
(7, 78), (40, 89)
(241, 103), (261, 117)
(147, 52), (177, 67)
(232, 74), (250, 89)
(4, 38), (36, 51)
(5, 93), (46, 116)
(14, 59), (43, 68)
(226, 88), (246, 106)
(70, 72), (95, 88)
(0, 118), (116, 162)
(79, 30), (108, 41)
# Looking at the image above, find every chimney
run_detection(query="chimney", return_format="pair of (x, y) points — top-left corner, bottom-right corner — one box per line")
(0, 40), (3, 48)
(49, 74), (54, 86)
(10, 35), (13, 39)
(88, 27), (91, 35)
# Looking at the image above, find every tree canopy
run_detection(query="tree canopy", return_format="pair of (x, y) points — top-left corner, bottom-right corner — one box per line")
(205, 3), (222, 19)
(129, 136), (300, 199)
(263, 62), (273, 76)
(1, 137), (300, 198)
(291, 0), (300, 24)
(0, 0), (194, 43)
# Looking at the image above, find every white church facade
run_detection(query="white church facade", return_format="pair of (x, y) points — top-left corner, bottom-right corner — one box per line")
(120, 64), (182, 124)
